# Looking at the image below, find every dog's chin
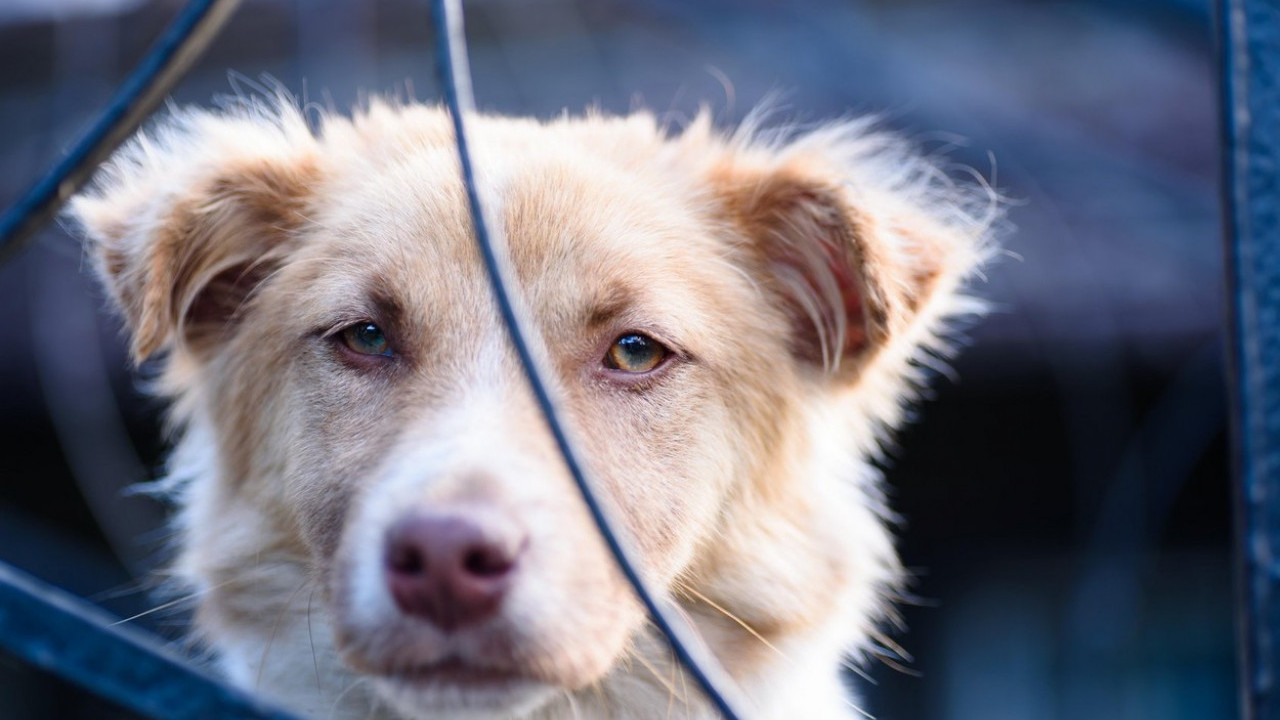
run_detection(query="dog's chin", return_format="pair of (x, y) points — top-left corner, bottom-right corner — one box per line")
(372, 660), (557, 720)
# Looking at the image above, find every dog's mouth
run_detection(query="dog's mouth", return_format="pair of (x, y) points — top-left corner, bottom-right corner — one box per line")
(388, 657), (522, 686)
(372, 657), (554, 717)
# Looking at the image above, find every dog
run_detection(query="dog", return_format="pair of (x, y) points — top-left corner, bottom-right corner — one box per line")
(68, 97), (996, 720)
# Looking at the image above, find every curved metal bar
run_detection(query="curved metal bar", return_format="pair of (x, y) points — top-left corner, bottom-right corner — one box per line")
(1220, 1), (1280, 718)
(0, 562), (304, 720)
(429, 1), (751, 718)
(0, 0), (751, 714)
(0, 0), (308, 716)
(0, 0), (243, 264)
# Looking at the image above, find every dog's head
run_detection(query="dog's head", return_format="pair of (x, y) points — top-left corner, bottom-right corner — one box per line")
(70, 100), (993, 718)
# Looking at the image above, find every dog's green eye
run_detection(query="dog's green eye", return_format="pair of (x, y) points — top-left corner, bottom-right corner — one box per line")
(342, 323), (391, 356)
(605, 333), (668, 373)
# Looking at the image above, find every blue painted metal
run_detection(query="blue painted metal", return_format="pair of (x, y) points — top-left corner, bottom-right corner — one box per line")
(0, 0), (242, 263)
(0, 562), (303, 720)
(0, 0), (309, 716)
(0, 0), (750, 714)
(429, 1), (751, 716)
(1220, 0), (1280, 718)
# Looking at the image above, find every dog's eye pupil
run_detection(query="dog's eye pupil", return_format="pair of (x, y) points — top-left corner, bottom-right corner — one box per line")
(342, 323), (391, 356)
(606, 333), (667, 373)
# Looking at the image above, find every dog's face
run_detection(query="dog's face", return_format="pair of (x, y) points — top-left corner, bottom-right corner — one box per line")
(70, 102), (991, 719)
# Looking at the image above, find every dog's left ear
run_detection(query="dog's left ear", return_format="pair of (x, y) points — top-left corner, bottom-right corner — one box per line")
(68, 108), (320, 363)
(709, 139), (988, 384)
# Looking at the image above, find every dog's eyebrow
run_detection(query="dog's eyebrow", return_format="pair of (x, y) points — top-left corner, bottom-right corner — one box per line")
(314, 286), (407, 339)
(584, 291), (635, 330)
(366, 285), (406, 328)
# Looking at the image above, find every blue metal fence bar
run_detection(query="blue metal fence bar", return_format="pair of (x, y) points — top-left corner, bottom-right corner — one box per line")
(1220, 1), (1280, 718)
(0, 562), (303, 720)
(0, 0), (242, 262)
(0, 0), (750, 715)
(428, 1), (751, 717)
(0, 0), (308, 715)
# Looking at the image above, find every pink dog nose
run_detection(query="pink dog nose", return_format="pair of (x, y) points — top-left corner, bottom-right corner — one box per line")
(384, 511), (525, 631)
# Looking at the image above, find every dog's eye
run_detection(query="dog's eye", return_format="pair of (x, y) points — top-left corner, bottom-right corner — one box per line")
(605, 333), (668, 373)
(341, 322), (392, 356)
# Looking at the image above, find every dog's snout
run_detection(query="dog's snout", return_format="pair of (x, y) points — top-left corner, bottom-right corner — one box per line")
(384, 511), (525, 631)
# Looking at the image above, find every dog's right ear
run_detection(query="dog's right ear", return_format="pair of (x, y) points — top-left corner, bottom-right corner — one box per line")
(688, 114), (996, 395)
(67, 108), (320, 362)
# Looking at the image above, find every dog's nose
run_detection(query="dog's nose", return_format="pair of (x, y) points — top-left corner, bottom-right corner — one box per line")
(383, 510), (525, 631)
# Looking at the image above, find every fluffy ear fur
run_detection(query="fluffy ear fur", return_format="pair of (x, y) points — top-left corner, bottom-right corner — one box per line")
(67, 105), (321, 362)
(702, 117), (996, 387)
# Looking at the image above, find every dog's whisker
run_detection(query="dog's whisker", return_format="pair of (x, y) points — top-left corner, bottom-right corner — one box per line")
(326, 675), (369, 720)
(666, 642), (684, 719)
(362, 679), (383, 720)
(88, 578), (153, 603)
(109, 593), (200, 627)
(561, 688), (582, 720)
(307, 584), (323, 693)
(255, 577), (312, 691)
(630, 646), (681, 700)
(109, 577), (239, 626)
(678, 652), (692, 720)
(845, 696), (877, 720)
(678, 584), (793, 665)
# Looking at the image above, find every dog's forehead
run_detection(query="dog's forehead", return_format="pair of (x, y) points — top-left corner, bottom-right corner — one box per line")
(297, 129), (744, 344)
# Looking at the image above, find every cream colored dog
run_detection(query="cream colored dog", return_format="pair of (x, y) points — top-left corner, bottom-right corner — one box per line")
(69, 98), (995, 720)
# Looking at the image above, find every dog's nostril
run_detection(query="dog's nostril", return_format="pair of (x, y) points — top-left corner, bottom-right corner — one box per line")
(387, 542), (426, 575)
(463, 547), (512, 578)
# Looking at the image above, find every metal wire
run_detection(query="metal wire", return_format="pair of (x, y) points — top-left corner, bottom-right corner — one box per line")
(0, 0), (752, 714)
(0, 0), (243, 264)
(429, 1), (751, 717)
(0, 0), (304, 717)
(1220, 1), (1280, 718)
(0, 561), (304, 720)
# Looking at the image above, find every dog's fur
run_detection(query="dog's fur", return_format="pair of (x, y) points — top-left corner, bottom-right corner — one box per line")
(69, 97), (996, 720)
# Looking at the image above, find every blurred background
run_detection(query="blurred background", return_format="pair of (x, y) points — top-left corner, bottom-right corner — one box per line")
(0, 0), (1231, 718)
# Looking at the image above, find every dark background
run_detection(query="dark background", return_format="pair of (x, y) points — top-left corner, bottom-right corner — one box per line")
(0, 1), (1232, 718)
